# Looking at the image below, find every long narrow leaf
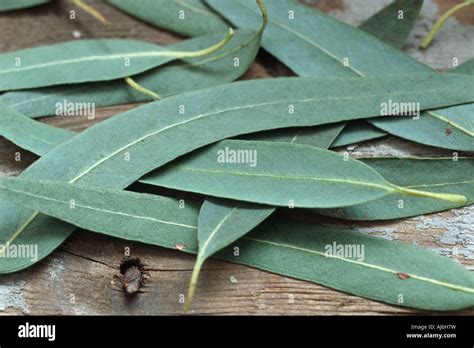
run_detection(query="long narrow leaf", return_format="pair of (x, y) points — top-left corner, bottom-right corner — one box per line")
(0, 29), (260, 118)
(142, 139), (465, 207)
(0, 177), (472, 311)
(208, 0), (474, 150)
(108, 0), (228, 37)
(0, 33), (233, 91)
(2, 74), (474, 273)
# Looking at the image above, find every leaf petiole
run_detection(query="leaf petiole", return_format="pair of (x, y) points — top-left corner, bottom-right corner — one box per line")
(70, 0), (110, 26)
(420, 0), (474, 49)
(394, 186), (467, 205)
(125, 77), (161, 100)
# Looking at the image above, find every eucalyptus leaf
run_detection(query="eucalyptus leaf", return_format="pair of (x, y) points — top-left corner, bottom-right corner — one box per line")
(107, 0), (421, 148)
(0, 177), (472, 310)
(183, 0), (427, 303)
(0, 30), (260, 118)
(243, 123), (344, 148)
(4, 74), (473, 157)
(183, 197), (274, 310)
(452, 57), (474, 75)
(208, 0), (426, 77)
(318, 157), (474, 220)
(330, 121), (387, 148)
(208, 0), (474, 150)
(182, 122), (351, 309)
(4, 103), (470, 223)
(0, 33), (234, 91)
(369, 111), (474, 151)
(359, 0), (423, 48)
(0, 0), (48, 11)
(332, 0), (423, 146)
(2, 74), (474, 273)
(108, 0), (228, 37)
(0, 102), (73, 156)
(142, 139), (465, 208)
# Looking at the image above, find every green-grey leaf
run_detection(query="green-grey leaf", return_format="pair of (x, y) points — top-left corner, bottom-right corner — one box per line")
(4, 74), (473, 157)
(208, 0), (473, 150)
(0, 29), (259, 118)
(183, 122), (343, 309)
(318, 157), (474, 220)
(142, 139), (466, 208)
(451, 57), (474, 75)
(0, 34), (233, 91)
(0, 0), (48, 11)
(108, 0), (419, 148)
(108, 0), (228, 37)
(183, 197), (274, 310)
(369, 111), (474, 151)
(0, 177), (472, 310)
(0, 102), (74, 155)
(183, 0), (427, 301)
(368, 59), (474, 148)
(2, 73), (474, 273)
(207, 0), (427, 77)
(331, 121), (387, 148)
(328, 0), (423, 146)
(243, 123), (344, 148)
(359, 0), (423, 48)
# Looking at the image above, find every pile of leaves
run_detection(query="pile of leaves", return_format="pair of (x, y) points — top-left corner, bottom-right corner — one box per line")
(0, 0), (473, 312)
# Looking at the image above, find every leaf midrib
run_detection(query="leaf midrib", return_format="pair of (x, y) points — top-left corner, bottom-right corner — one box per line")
(171, 166), (392, 193)
(427, 110), (474, 137)
(0, 49), (190, 75)
(239, 1), (474, 138)
(6, 33), (256, 109)
(239, 1), (365, 77)
(0, 184), (197, 230)
(199, 204), (240, 259)
(244, 237), (474, 294)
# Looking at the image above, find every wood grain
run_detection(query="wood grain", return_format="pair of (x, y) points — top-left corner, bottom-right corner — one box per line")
(0, 0), (473, 315)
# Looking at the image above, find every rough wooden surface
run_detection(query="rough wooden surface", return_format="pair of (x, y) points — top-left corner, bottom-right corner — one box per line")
(0, 0), (473, 315)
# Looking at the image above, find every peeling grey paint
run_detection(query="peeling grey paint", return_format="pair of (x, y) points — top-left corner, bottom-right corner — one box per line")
(415, 206), (474, 260)
(0, 279), (28, 313)
(352, 226), (398, 240)
(48, 257), (65, 281)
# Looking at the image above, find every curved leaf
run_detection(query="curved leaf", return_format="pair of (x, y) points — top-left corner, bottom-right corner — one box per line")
(0, 102), (73, 155)
(0, 178), (472, 311)
(208, 0), (473, 150)
(2, 74), (474, 273)
(0, 29), (260, 118)
(108, 0), (228, 37)
(142, 139), (465, 208)
(0, 33), (233, 91)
